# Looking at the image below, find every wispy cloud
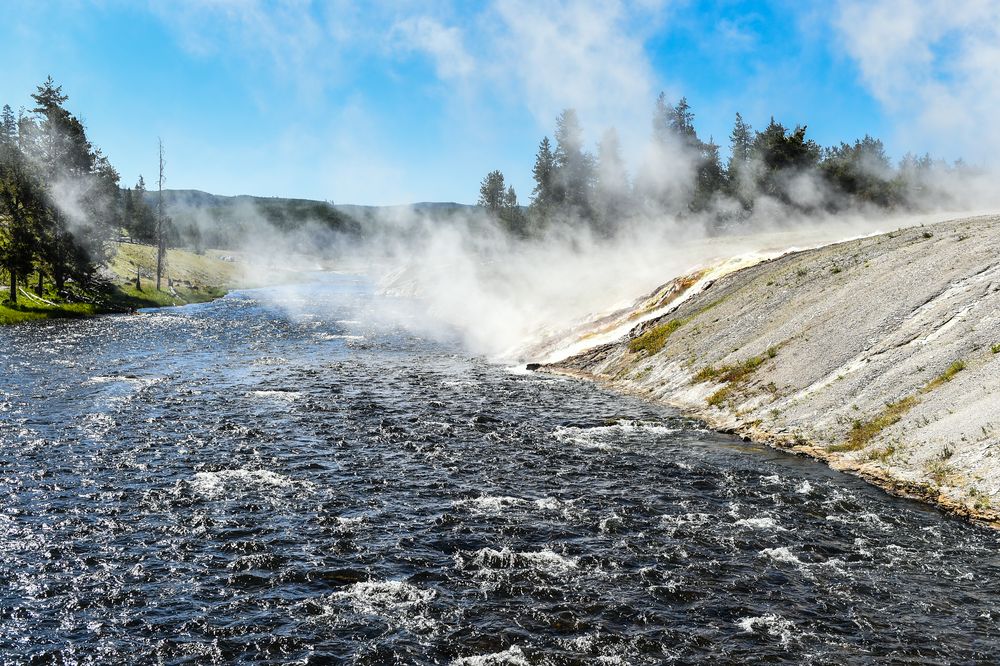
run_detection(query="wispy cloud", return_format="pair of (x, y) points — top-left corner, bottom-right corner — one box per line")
(148, 0), (339, 100)
(834, 0), (1000, 165)
(389, 1), (673, 156)
(390, 15), (474, 80)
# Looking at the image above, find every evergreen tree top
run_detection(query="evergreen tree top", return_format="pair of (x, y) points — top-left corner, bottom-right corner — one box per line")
(31, 76), (69, 114)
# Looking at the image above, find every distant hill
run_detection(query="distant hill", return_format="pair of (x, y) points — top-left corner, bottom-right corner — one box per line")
(141, 189), (479, 252)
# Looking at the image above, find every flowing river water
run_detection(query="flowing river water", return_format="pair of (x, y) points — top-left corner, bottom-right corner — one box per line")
(1, 274), (999, 664)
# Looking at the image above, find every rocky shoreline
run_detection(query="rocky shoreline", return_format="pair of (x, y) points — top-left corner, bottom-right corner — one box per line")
(540, 215), (1000, 527)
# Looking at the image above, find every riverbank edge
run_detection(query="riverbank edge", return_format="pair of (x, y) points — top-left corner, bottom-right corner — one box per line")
(0, 284), (230, 326)
(540, 365), (1000, 529)
(536, 364), (1000, 529)
(1, 241), (254, 325)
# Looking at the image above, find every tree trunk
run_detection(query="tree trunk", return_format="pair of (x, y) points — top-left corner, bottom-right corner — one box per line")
(156, 240), (163, 291)
(135, 266), (142, 291)
(54, 267), (65, 294)
(10, 270), (17, 305)
(35, 270), (43, 295)
(157, 138), (165, 291)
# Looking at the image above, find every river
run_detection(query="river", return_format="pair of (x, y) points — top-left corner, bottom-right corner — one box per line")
(1, 274), (998, 664)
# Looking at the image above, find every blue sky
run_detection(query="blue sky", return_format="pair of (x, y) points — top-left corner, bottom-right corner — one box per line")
(0, 1), (990, 205)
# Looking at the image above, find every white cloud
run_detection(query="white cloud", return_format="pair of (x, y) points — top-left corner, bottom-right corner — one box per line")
(834, 0), (1000, 165)
(149, 0), (336, 99)
(390, 0), (673, 158)
(391, 16), (474, 80)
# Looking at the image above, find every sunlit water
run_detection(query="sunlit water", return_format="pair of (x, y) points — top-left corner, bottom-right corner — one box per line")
(1, 274), (999, 664)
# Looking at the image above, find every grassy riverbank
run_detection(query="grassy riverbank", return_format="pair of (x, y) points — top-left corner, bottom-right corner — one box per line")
(1, 243), (241, 325)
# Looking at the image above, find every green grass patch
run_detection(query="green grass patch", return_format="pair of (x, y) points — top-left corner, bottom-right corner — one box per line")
(831, 357), (970, 453)
(922, 360), (966, 393)
(830, 396), (918, 453)
(866, 444), (897, 463)
(991, 343), (1000, 354)
(706, 385), (733, 407)
(694, 346), (779, 409)
(693, 346), (778, 384)
(926, 460), (954, 485)
(0, 298), (99, 324)
(693, 365), (720, 382)
(627, 296), (732, 356)
(1, 283), (227, 326)
(628, 318), (686, 355)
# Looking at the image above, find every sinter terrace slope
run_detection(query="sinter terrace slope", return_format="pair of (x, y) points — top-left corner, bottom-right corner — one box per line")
(545, 215), (1000, 525)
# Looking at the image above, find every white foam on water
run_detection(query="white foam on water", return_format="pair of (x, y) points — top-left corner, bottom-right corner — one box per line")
(251, 356), (290, 366)
(458, 547), (579, 577)
(759, 547), (804, 565)
(331, 580), (438, 632)
(825, 511), (895, 532)
(315, 333), (365, 341)
(246, 390), (302, 401)
(796, 481), (814, 495)
(660, 512), (713, 531)
(532, 497), (582, 521)
(757, 546), (844, 580)
(557, 634), (627, 664)
(334, 579), (435, 611)
(598, 513), (623, 533)
(189, 469), (313, 499)
(553, 420), (679, 450)
(533, 497), (569, 511)
(452, 645), (530, 665)
(736, 614), (797, 647)
(560, 633), (597, 652)
(336, 515), (365, 528)
(454, 496), (528, 514)
(84, 375), (160, 407)
(735, 516), (787, 531)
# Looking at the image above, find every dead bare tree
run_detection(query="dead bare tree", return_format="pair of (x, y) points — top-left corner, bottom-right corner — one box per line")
(155, 138), (166, 290)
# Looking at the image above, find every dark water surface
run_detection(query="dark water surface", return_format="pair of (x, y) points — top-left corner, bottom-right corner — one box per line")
(2, 275), (999, 664)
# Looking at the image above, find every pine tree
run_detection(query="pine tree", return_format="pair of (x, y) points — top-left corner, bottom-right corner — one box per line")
(0, 105), (16, 146)
(595, 127), (630, 229)
(727, 113), (752, 176)
(477, 169), (506, 213)
(30, 77), (87, 292)
(669, 97), (698, 147)
(726, 113), (754, 207)
(530, 136), (555, 213)
(501, 185), (525, 235)
(128, 175), (156, 242)
(693, 137), (725, 211)
(0, 108), (39, 303)
(752, 118), (821, 202)
(652, 92), (671, 146)
(820, 135), (895, 207)
(552, 108), (594, 217)
(503, 185), (517, 208)
(642, 93), (704, 213)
